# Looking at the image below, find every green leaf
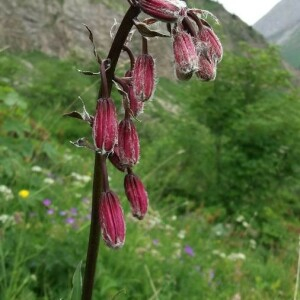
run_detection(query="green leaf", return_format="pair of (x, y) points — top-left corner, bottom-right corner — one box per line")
(70, 261), (82, 300)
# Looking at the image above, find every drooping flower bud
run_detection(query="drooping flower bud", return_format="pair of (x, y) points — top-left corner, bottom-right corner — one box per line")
(124, 172), (148, 220)
(118, 118), (140, 167)
(196, 53), (216, 81)
(99, 190), (125, 249)
(108, 145), (126, 172)
(132, 54), (155, 102)
(127, 84), (144, 117)
(137, 0), (187, 23)
(93, 98), (118, 154)
(197, 25), (223, 63)
(173, 29), (198, 75)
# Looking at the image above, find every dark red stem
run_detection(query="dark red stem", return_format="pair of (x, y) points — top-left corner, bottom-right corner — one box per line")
(81, 5), (140, 300)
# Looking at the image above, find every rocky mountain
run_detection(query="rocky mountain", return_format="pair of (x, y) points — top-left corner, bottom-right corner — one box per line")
(0, 0), (267, 77)
(254, 0), (300, 68)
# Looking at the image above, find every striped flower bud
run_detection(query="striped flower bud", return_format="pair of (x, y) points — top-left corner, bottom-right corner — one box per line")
(124, 172), (148, 220)
(118, 118), (140, 167)
(127, 84), (144, 117)
(173, 30), (198, 75)
(93, 98), (118, 154)
(197, 25), (223, 63)
(196, 53), (216, 81)
(133, 54), (155, 102)
(99, 191), (125, 249)
(138, 0), (187, 23)
(108, 146), (126, 172)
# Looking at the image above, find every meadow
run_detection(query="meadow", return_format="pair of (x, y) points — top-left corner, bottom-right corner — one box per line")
(1, 46), (300, 299)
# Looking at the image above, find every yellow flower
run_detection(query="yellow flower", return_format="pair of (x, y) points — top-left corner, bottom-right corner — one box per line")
(18, 189), (30, 198)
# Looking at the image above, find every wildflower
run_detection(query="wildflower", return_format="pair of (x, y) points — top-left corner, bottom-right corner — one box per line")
(66, 217), (75, 224)
(42, 199), (52, 207)
(47, 209), (55, 215)
(137, 0), (187, 23)
(99, 191), (125, 249)
(93, 97), (118, 154)
(0, 185), (14, 201)
(153, 239), (159, 245)
(184, 245), (195, 256)
(177, 229), (186, 239)
(108, 145), (126, 172)
(132, 54), (156, 102)
(124, 171), (148, 220)
(18, 189), (30, 198)
(118, 118), (140, 167)
(173, 29), (198, 76)
(196, 24), (223, 63)
(127, 84), (144, 117)
(43, 178), (55, 185)
(227, 253), (246, 261)
(0, 214), (15, 225)
(196, 53), (216, 81)
(31, 165), (42, 172)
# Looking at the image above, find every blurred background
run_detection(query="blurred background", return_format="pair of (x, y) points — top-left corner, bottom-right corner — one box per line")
(1, 0), (300, 299)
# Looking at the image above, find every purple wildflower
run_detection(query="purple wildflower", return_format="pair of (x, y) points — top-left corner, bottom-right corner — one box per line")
(184, 245), (195, 256)
(47, 209), (55, 215)
(59, 211), (67, 216)
(66, 217), (75, 224)
(42, 198), (52, 207)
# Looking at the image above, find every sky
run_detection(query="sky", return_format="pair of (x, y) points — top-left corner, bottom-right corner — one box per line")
(217, 0), (282, 25)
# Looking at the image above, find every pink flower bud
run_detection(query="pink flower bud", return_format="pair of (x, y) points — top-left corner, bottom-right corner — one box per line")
(138, 0), (187, 23)
(124, 172), (148, 220)
(118, 118), (140, 167)
(133, 54), (155, 102)
(99, 191), (125, 249)
(127, 84), (144, 117)
(196, 53), (216, 81)
(197, 25), (223, 63)
(93, 98), (118, 154)
(108, 145), (126, 172)
(173, 30), (198, 75)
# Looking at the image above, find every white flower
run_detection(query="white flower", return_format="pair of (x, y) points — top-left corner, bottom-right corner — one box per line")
(43, 178), (55, 185)
(242, 221), (249, 228)
(171, 215), (177, 221)
(71, 172), (91, 183)
(0, 185), (14, 201)
(31, 165), (42, 172)
(227, 253), (246, 261)
(236, 215), (245, 223)
(177, 229), (186, 239)
(0, 214), (15, 225)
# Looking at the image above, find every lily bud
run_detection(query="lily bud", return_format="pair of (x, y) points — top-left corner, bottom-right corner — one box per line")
(118, 118), (140, 167)
(108, 145), (126, 172)
(99, 191), (125, 249)
(93, 98), (118, 154)
(124, 172), (149, 220)
(197, 25), (223, 63)
(173, 29), (198, 75)
(127, 84), (144, 117)
(133, 54), (155, 102)
(196, 53), (216, 81)
(138, 0), (187, 23)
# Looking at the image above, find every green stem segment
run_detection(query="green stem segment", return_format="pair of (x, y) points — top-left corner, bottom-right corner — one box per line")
(81, 5), (140, 300)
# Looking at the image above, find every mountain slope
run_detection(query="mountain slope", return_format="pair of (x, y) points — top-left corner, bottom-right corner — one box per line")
(254, 0), (300, 68)
(0, 0), (267, 76)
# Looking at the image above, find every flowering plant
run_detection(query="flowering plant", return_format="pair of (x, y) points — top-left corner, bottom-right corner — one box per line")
(65, 1), (222, 299)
